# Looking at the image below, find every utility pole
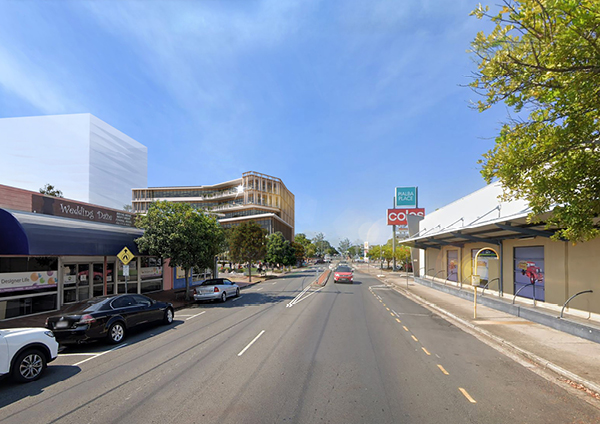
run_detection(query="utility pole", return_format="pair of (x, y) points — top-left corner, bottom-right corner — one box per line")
(392, 196), (396, 272)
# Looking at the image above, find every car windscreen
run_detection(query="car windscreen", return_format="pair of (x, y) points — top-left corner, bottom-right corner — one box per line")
(336, 266), (352, 272)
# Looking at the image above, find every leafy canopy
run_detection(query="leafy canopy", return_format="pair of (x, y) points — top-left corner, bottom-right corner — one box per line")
(39, 184), (63, 198)
(135, 201), (225, 296)
(228, 221), (267, 265)
(470, 0), (600, 242)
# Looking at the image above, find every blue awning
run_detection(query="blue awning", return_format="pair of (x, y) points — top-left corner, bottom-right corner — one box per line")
(0, 208), (143, 256)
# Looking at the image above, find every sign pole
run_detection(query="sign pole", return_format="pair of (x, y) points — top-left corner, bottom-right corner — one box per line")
(392, 197), (396, 272)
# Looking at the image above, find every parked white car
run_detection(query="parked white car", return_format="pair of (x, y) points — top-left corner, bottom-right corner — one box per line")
(0, 328), (59, 383)
(193, 278), (240, 302)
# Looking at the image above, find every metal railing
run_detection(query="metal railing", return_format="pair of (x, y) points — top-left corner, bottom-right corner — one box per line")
(512, 282), (535, 304)
(444, 272), (457, 286)
(481, 278), (500, 297)
(426, 268), (435, 280)
(459, 274), (472, 290)
(432, 270), (446, 282)
(560, 290), (593, 318)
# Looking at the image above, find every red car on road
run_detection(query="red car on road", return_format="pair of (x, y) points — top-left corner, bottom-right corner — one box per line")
(334, 265), (354, 284)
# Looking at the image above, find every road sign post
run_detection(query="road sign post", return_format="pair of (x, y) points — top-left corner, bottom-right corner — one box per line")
(117, 247), (135, 294)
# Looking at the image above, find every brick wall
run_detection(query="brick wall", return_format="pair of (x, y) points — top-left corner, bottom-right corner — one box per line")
(0, 184), (33, 212)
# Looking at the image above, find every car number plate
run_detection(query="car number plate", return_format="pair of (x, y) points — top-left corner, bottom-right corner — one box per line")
(55, 321), (69, 329)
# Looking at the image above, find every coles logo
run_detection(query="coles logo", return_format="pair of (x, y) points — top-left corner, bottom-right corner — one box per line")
(387, 208), (425, 226)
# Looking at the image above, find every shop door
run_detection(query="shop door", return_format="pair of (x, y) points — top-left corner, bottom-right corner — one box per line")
(77, 264), (91, 301)
(447, 250), (458, 282)
(63, 264), (78, 303)
(92, 263), (105, 297)
(106, 262), (116, 295)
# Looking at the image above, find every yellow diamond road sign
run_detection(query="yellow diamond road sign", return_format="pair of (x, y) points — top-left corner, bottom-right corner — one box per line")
(117, 247), (135, 265)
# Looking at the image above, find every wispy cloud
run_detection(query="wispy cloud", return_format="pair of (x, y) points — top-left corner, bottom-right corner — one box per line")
(0, 44), (80, 114)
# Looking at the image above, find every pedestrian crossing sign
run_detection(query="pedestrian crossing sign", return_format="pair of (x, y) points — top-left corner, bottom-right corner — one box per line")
(117, 247), (135, 265)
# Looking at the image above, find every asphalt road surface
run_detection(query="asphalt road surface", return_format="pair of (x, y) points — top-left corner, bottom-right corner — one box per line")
(1, 268), (599, 423)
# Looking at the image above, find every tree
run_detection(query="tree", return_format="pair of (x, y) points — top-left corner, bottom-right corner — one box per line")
(266, 232), (287, 268)
(135, 201), (225, 299)
(228, 222), (266, 282)
(338, 238), (352, 257)
(291, 241), (305, 266)
(282, 240), (297, 270)
(123, 205), (132, 212)
(469, 0), (600, 242)
(294, 233), (312, 251)
(312, 232), (326, 257)
(39, 184), (63, 198)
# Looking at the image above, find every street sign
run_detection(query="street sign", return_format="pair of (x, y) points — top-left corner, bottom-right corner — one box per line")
(123, 264), (130, 277)
(395, 187), (417, 208)
(117, 247), (135, 265)
(387, 208), (425, 225)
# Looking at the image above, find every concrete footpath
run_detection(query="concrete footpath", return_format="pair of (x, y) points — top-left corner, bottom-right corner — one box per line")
(359, 265), (600, 400)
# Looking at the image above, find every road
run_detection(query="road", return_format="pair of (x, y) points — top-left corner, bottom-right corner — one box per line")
(1, 268), (599, 423)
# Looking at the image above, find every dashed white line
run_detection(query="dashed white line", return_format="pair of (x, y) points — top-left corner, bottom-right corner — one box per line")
(232, 296), (243, 302)
(237, 330), (265, 357)
(186, 311), (206, 321)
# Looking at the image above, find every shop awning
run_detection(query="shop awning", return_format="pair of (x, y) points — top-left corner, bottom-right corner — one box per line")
(400, 210), (561, 250)
(0, 208), (143, 256)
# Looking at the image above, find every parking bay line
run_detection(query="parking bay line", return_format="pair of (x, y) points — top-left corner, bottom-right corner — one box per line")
(73, 343), (128, 366)
(232, 296), (243, 302)
(186, 311), (206, 321)
(237, 330), (265, 357)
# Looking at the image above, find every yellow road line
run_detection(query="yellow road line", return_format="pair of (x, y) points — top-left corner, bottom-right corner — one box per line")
(422, 347), (431, 356)
(459, 388), (476, 403)
(437, 364), (449, 375)
(383, 304), (386, 307)
(390, 312), (395, 316)
(395, 318), (401, 323)
(411, 335), (418, 342)
(386, 307), (390, 311)
(403, 326), (409, 332)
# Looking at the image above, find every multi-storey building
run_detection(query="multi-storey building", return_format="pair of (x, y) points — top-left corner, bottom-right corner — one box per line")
(132, 171), (295, 240)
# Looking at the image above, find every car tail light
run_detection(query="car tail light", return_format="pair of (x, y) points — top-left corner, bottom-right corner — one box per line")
(45, 318), (49, 326)
(214, 287), (219, 293)
(193, 288), (197, 295)
(79, 314), (96, 325)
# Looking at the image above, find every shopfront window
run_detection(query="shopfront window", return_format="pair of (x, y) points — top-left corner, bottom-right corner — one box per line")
(0, 256), (59, 320)
(140, 257), (163, 293)
(117, 260), (137, 294)
(514, 246), (545, 301)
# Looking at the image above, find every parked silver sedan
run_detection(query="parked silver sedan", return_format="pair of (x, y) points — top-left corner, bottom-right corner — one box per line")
(192, 278), (240, 302)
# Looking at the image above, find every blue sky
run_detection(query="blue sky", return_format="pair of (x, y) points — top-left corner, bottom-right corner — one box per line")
(0, 0), (505, 247)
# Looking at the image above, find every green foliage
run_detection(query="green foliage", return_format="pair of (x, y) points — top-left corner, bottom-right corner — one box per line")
(470, 0), (600, 242)
(266, 232), (287, 266)
(228, 221), (267, 281)
(135, 201), (225, 298)
(338, 238), (352, 255)
(291, 241), (305, 265)
(294, 233), (312, 250)
(39, 184), (63, 198)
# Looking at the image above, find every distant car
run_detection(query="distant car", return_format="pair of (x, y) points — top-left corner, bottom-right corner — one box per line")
(334, 265), (354, 284)
(0, 328), (59, 383)
(193, 278), (240, 302)
(46, 295), (174, 345)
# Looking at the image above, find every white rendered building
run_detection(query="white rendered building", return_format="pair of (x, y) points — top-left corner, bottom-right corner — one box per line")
(0, 114), (147, 210)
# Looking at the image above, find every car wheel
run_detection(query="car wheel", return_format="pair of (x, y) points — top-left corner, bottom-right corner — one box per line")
(221, 292), (227, 302)
(235, 288), (240, 297)
(12, 349), (46, 383)
(163, 308), (174, 325)
(108, 322), (126, 344)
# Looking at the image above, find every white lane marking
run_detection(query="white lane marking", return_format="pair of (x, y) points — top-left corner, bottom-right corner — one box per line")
(186, 311), (206, 321)
(58, 353), (98, 357)
(256, 288), (263, 292)
(272, 282), (278, 285)
(237, 330), (265, 357)
(73, 343), (128, 366)
(232, 296), (243, 302)
(286, 284), (312, 308)
(289, 286), (324, 306)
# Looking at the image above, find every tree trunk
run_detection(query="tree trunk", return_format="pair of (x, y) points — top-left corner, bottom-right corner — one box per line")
(185, 267), (191, 300)
(248, 262), (252, 283)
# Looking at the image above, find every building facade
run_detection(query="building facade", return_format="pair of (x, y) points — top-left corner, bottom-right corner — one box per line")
(0, 184), (169, 321)
(0, 113), (147, 210)
(132, 171), (295, 240)
(401, 182), (600, 317)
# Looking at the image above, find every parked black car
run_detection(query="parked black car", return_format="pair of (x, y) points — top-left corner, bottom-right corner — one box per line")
(45, 294), (174, 344)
